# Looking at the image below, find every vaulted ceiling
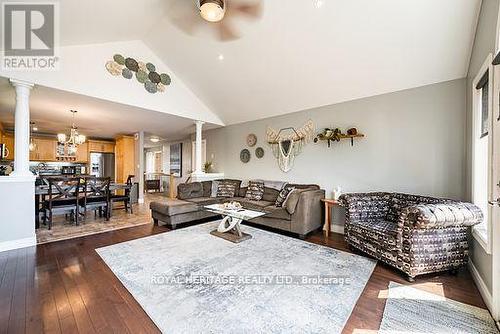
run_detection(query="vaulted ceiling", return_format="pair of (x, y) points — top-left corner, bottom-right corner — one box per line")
(1, 0), (483, 130)
(145, 0), (481, 124)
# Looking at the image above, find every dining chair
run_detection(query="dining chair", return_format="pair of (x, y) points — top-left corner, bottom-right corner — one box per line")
(80, 177), (111, 221)
(42, 177), (81, 230)
(110, 174), (134, 214)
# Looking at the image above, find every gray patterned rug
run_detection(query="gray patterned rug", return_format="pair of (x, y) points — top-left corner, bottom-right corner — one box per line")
(380, 281), (499, 334)
(96, 222), (376, 333)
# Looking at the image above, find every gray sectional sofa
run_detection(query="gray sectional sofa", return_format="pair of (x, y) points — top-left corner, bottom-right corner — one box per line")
(150, 179), (325, 238)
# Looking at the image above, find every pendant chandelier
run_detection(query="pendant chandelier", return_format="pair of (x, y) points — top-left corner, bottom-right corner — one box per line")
(57, 110), (86, 154)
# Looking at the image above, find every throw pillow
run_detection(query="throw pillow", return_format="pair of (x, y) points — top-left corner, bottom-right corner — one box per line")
(275, 186), (295, 207)
(245, 180), (265, 201)
(210, 180), (220, 198)
(217, 181), (236, 198)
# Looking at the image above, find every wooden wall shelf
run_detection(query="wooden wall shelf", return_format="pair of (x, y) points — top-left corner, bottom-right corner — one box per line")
(315, 133), (365, 146)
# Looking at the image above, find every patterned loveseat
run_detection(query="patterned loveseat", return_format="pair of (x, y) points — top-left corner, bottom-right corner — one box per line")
(339, 192), (483, 281)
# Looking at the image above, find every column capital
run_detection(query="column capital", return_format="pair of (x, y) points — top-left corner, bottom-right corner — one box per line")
(9, 79), (34, 90)
(195, 120), (205, 126)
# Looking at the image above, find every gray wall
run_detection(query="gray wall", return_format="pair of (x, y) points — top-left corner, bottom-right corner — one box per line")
(466, 0), (500, 294)
(205, 79), (467, 204)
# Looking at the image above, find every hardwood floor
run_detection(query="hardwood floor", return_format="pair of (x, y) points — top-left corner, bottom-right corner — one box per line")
(0, 217), (488, 333)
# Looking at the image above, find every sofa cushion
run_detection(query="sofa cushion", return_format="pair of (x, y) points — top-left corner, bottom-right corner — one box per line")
(264, 206), (292, 220)
(201, 181), (212, 197)
(177, 182), (203, 200)
(287, 183), (320, 190)
(150, 200), (199, 216)
(217, 180), (237, 198)
(275, 186), (295, 207)
(245, 180), (265, 201)
(262, 187), (280, 202)
(347, 219), (400, 251)
(284, 189), (309, 214)
(235, 198), (273, 211)
(184, 197), (222, 206)
(239, 187), (248, 197)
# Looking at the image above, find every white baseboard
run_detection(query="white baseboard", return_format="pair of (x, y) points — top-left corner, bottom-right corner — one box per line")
(468, 260), (494, 314)
(0, 236), (36, 253)
(331, 224), (344, 234)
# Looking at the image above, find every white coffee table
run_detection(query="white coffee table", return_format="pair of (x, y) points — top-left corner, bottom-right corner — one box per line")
(204, 204), (266, 243)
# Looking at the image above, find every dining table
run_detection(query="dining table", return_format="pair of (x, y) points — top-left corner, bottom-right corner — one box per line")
(34, 181), (131, 229)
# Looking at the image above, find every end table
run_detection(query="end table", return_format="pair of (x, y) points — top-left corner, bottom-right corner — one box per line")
(321, 198), (339, 237)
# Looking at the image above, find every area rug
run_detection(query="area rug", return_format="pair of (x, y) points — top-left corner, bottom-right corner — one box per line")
(379, 281), (498, 334)
(96, 222), (376, 333)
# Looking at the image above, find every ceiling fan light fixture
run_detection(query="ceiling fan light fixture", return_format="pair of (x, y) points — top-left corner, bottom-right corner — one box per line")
(150, 136), (160, 143)
(200, 0), (225, 22)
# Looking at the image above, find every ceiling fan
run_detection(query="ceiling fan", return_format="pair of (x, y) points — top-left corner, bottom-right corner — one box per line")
(167, 0), (263, 41)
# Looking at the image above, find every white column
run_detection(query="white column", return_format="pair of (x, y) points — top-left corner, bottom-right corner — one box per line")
(10, 79), (34, 177)
(194, 120), (204, 175)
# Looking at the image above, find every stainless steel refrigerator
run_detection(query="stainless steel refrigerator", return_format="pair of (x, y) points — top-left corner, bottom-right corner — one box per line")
(90, 152), (115, 179)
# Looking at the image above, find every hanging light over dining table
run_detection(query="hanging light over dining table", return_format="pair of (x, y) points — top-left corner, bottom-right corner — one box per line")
(57, 110), (86, 154)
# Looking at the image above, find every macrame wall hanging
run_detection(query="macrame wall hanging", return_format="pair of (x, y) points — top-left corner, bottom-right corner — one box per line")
(266, 120), (314, 172)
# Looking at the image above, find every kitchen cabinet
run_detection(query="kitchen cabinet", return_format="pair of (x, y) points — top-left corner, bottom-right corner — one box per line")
(75, 142), (89, 163)
(115, 135), (135, 183)
(89, 140), (114, 153)
(2, 134), (14, 160)
(30, 138), (56, 161)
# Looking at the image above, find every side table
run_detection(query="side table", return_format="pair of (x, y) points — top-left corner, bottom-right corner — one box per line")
(321, 198), (339, 237)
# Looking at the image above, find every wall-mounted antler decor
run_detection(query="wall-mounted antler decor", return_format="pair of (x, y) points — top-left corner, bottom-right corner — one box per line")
(266, 120), (314, 172)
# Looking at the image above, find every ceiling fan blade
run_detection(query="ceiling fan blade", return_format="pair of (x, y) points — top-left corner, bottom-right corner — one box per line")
(230, 1), (263, 19)
(166, 0), (204, 35)
(217, 21), (240, 41)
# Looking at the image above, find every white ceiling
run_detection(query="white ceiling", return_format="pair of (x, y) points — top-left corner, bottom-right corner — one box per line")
(0, 0), (483, 133)
(145, 0), (481, 124)
(0, 78), (219, 141)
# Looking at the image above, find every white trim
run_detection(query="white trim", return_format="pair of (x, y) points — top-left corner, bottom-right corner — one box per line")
(0, 236), (36, 253)
(138, 198), (145, 204)
(331, 224), (344, 235)
(471, 53), (494, 254)
(469, 260), (494, 314)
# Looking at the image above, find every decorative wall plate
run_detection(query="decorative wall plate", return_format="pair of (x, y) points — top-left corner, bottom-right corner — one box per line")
(125, 58), (139, 72)
(247, 133), (257, 147)
(255, 147), (264, 159)
(122, 68), (133, 79)
(240, 149), (251, 163)
(105, 60), (122, 76)
(113, 54), (125, 65)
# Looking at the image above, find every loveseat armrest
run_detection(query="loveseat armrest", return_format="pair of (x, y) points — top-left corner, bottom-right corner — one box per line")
(339, 192), (391, 222)
(400, 202), (483, 229)
(290, 189), (325, 235)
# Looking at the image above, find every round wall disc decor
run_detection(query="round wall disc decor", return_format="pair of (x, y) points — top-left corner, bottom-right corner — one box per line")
(255, 147), (264, 159)
(240, 149), (251, 163)
(246, 133), (257, 147)
(105, 54), (172, 94)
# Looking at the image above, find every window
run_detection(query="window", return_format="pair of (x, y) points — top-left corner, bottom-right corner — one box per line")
(472, 54), (493, 253)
